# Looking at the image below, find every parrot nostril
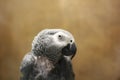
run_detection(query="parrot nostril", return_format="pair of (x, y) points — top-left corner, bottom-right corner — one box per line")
(70, 40), (72, 43)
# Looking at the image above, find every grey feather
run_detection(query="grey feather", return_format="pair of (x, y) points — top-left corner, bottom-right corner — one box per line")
(20, 29), (77, 80)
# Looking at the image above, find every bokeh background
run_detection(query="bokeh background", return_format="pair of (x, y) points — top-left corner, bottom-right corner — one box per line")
(0, 0), (120, 80)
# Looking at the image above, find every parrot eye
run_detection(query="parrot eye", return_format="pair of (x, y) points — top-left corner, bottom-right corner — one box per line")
(58, 35), (63, 40)
(58, 35), (62, 38)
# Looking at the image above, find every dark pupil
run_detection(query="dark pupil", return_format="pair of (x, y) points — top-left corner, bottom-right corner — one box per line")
(58, 35), (61, 37)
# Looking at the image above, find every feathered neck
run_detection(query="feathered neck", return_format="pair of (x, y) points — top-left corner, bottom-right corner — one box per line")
(32, 50), (62, 65)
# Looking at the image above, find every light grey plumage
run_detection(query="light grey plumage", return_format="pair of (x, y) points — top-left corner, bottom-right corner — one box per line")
(20, 29), (77, 80)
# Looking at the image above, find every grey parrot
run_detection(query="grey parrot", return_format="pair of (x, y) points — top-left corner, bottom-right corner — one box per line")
(20, 29), (77, 80)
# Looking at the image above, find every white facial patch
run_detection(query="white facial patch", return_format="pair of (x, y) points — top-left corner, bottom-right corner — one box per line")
(52, 31), (74, 48)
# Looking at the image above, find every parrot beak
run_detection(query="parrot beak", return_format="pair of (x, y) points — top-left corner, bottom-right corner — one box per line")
(61, 43), (77, 57)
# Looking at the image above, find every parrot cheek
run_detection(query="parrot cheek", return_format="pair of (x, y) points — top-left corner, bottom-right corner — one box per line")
(61, 43), (77, 56)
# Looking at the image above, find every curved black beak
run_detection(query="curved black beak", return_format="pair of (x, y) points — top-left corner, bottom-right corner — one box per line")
(62, 43), (77, 58)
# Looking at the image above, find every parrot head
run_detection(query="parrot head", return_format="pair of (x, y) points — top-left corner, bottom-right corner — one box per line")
(32, 29), (77, 62)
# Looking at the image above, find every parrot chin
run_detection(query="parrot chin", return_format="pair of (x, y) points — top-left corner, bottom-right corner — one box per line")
(61, 43), (77, 56)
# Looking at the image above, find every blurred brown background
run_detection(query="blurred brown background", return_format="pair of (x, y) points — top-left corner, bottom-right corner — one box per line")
(0, 0), (120, 80)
